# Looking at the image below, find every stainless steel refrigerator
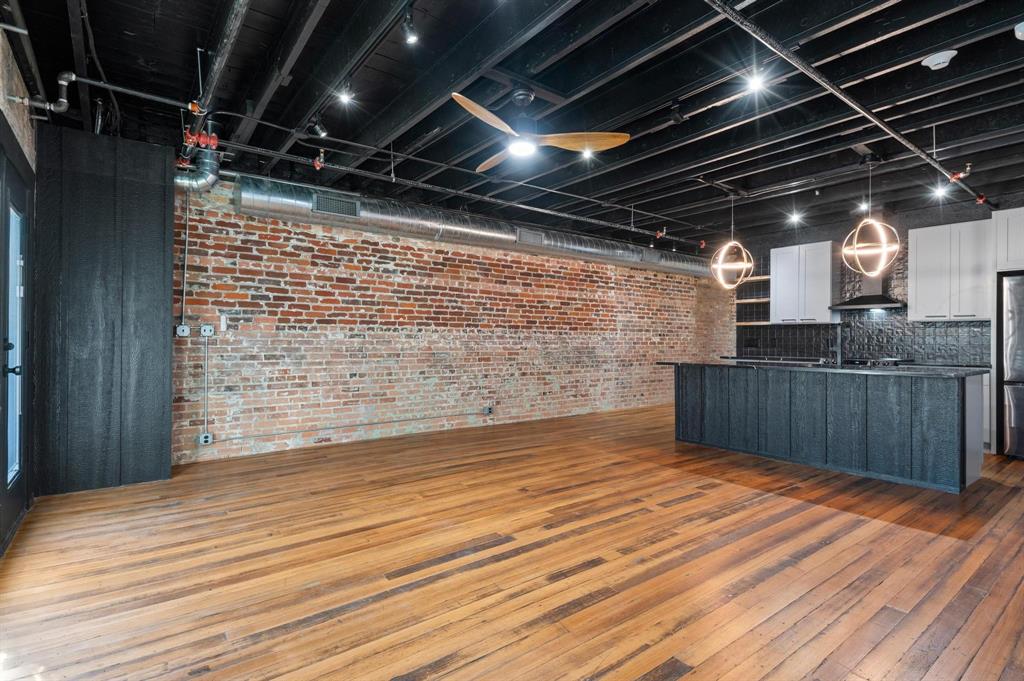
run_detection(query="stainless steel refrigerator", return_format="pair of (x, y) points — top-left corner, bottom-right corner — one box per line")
(1001, 276), (1024, 456)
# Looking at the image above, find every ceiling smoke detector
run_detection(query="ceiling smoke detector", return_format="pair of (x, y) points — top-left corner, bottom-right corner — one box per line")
(920, 50), (957, 71)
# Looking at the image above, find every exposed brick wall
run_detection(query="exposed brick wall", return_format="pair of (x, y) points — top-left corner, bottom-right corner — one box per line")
(172, 183), (735, 463)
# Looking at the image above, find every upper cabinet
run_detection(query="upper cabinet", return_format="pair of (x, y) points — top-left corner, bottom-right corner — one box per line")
(770, 241), (838, 324)
(995, 207), (1024, 271)
(908, 220), (993, 322)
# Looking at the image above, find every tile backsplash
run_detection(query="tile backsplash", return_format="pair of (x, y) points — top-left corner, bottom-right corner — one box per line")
(734, 221), (991, 367)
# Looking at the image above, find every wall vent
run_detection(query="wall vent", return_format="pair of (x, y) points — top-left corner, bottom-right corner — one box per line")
(313, 192), (360, 217)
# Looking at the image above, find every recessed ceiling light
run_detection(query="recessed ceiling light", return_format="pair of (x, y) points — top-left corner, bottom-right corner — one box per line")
(507, 139), (536, 157)
(921, 50), (957, 71)
(745, 72), (765, 93)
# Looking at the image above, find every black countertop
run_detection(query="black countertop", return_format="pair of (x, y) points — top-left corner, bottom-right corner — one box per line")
(656, 360), (988, 379)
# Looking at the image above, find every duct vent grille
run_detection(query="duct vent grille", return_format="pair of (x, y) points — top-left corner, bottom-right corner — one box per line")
(517, 228), (545, 247)
(313, 193), (360, 217)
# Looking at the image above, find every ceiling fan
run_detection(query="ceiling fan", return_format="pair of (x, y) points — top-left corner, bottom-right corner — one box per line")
(451, 88), (631, 172)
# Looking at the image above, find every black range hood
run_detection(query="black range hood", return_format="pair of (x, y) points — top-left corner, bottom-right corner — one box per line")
(829, 273), (905, 311)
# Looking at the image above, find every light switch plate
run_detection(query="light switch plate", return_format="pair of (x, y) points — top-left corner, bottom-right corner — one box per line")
(175, 324), (191, 337)
(200, 324), (215, 337)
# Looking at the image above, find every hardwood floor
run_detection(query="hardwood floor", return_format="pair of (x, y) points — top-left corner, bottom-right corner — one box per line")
(3, 406), (1024, 680)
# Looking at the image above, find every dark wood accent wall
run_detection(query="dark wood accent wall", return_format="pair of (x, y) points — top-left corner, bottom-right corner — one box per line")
(33, 126), (173, 494)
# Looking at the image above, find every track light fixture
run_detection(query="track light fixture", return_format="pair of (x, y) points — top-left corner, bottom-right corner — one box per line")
(745, 71), (765, 93)
(788, 211), (802, 224)
(338, 84), (354, 105)
(933, 184), (949, 198)
(310, 116), (328, 138)
(402, 8), (418, 45)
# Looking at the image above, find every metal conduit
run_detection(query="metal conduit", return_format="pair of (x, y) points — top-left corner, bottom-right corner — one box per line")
(234, 176), (711, 278)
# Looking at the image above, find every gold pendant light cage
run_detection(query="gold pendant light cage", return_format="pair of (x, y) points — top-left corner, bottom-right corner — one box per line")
(842, 217), (900, 277)
(711, 240), (755, 290)
(712, 196), (755, 290)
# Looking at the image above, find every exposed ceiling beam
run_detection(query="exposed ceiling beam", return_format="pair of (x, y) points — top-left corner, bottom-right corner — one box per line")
(230, 0), (332, 146)
(579, 71), (1024, 220)
(702, 0), (989, 205)
(421, 0), (952, 205)
(258, 0), (408, 174)
(499, 0), (652, 77)
(65, 0), (92, 129)
(322, 0), (588, 184)
(471, 5), (1024, 216)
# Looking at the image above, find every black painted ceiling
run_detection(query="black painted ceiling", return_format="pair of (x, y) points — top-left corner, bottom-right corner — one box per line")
(15, 0), (1024, 252)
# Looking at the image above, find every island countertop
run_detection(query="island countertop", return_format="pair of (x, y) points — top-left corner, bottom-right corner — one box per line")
(656, 361), (988, 379)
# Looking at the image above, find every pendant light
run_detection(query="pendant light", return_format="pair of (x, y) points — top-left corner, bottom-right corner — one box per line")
(711, 196), (754, 290)
(842, 160), (899, 278)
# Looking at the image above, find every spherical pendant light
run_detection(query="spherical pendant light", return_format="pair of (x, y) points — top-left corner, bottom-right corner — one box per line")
(711, 240), (754, 289)
(842, 217), (900, 277)
(842, 160), (899, 277)
(712, 196), (755, 289)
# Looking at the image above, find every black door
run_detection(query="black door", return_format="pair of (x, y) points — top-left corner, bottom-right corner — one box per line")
(1, 156), (29, 549)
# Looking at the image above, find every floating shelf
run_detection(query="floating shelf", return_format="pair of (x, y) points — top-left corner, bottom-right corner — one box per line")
(736, 297), (770, 304)
(736, 321), (771, 326)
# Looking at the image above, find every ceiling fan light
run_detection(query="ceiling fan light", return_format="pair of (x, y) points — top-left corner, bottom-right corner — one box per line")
(508, 139), (537, 157)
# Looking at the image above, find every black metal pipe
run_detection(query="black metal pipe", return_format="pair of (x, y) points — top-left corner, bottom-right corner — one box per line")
(72, 74), (190, 110)
(182, 0), (251, 158)
(701, 0), (993, 207)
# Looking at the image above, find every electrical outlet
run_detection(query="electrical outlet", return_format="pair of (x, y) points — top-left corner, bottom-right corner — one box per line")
(197, 432), (214, 446)
(483, 406), (494, 415)
(175, 324), (191, 337)
(200, 324), (215, 337)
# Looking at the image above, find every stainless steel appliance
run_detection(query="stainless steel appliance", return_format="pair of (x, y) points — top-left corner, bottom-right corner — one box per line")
(1000, 276), (1024, 456)
(843, 357), (908, 368)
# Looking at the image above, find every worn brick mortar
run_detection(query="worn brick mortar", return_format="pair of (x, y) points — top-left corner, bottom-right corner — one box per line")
(172, 183), (735, 463)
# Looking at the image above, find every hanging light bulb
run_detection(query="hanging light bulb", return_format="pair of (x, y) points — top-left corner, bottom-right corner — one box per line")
(402, 8), (418, 45)
(842, 161), (900, 277)
(711, 196), (755, 290)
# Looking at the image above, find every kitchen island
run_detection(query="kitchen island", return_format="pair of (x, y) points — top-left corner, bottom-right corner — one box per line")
(659, 361), (987, 493)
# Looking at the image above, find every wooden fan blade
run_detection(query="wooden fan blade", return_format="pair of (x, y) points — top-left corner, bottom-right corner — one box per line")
(536, 132), (631, 152)
(452, 93), (516, 136)
(476, 149), (510, 172)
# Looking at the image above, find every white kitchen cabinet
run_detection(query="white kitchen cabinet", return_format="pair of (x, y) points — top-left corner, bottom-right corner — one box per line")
(770, 241), (838, 324)
(995, 207), (1024, 271)
(769, 246), (800, 324)
(950, 220), (994, 320)
(908, 220), (993, 321)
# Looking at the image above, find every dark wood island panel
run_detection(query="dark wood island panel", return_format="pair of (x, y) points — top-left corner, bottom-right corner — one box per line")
(665, 362), (984, 493)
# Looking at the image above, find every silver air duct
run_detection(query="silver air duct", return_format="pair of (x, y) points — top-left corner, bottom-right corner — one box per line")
(234, 176), (711, 278)
(175, 122), (222, 192)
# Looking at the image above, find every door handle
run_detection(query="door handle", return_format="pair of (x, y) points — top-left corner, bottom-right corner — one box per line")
(800, 318), (816, 322)
(3, 365), (21, 376)
(924, 315), (946, 318)
(952, 314), (976, 318)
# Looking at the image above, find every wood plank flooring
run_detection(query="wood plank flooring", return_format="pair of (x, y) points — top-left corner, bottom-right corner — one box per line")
(3, 405), (1024, 680)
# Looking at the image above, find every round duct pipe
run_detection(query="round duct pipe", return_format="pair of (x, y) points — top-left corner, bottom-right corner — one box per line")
(233, 176), (710, 278)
